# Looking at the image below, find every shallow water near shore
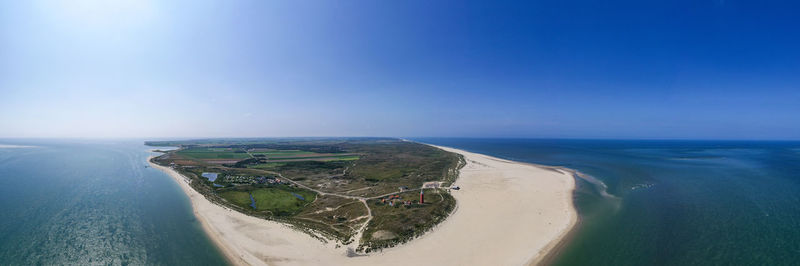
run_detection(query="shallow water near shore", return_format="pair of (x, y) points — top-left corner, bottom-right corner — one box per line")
(0, 140), (227, 265)
(415, 138), (800, 265)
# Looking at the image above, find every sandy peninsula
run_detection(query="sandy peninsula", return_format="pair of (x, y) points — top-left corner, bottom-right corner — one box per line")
(150, 145), (577, 266)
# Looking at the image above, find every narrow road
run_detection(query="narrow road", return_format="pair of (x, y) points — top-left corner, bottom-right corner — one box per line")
(350, 199), (372, 251)
(218, 164), (435, 254)
(277, 172), (422, 201)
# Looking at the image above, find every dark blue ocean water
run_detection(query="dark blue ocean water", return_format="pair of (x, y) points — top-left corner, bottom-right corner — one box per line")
(0, 140), (227, 265)
(415, 138), (800, 265)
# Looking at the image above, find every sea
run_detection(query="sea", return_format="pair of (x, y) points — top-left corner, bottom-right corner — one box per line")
(416, 138), (800, 265)
(1, 138), (799, 265)
(0, 140), (227, 265)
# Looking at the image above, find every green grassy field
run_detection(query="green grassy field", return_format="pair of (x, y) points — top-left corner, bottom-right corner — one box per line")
(176, 147), (252, 159)
(181, 147), (239, 152)
(218, 186), (316, 216)
(268, 155), (359, 160)
(250, 150), (359, 162)
(247, 162), (287, 169)
(218, 190), (252, 207)
(251, 188), (316, 215)
(250, 150), (315, 157)
(247, 160), (353, 171)
(177, 152), (252, 159)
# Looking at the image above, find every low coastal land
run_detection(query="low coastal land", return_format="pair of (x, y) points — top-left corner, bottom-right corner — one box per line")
(0, 144), (37, 148)
(150, 143), (577, 265)
(149, 139), (463, 252)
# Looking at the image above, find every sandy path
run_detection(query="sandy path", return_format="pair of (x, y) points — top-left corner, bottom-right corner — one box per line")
(150, 145), (576, 266)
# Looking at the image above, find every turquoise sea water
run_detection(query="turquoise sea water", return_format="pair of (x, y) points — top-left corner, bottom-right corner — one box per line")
(416, 138), (800, 265)
(0, 140), (227, 265)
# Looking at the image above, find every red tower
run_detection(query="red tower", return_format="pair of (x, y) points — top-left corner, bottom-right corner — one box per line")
(419, 189), (424, 204)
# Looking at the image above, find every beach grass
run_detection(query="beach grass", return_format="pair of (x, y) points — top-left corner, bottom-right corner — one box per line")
(218, 191), (252, 207)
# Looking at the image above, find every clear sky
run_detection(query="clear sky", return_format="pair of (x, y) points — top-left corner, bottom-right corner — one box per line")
(1, 0), (798, 139)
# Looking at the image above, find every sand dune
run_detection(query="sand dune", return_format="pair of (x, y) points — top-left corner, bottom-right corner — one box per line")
(149, 145), (576, 266)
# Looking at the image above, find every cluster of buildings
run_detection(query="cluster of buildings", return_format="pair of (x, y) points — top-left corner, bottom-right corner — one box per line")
(221, 175), (285, 185)
(255, 176), (285, 185)
(380, 190), (426, 207)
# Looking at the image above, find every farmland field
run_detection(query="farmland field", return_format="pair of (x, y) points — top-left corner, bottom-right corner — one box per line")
(267, 155), (360, 162)
(250, 150), (315, 157)
(176, 152), (251, 159)
(249, 150), (360, 162)
(175, 147), (252, 159)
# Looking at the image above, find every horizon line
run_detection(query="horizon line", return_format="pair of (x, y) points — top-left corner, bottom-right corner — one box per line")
(1, 136), (799, 142)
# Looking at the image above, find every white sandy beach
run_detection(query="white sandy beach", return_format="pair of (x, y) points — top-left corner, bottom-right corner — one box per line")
(149, 145), (577, 266)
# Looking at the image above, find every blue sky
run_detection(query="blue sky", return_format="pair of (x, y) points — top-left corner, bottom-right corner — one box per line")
(1, 0), (798, 139)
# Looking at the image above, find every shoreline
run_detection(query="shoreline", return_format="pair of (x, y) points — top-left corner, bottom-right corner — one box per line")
(527, 168), (582, 266)
(149, 145), (578, 265)
(148, 156), (244, 265)
(535, 212), (582, 266)
(426, 145), (579, 266)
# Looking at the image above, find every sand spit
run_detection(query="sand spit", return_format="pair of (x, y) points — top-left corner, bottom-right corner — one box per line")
(149, 145), (577, 266)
